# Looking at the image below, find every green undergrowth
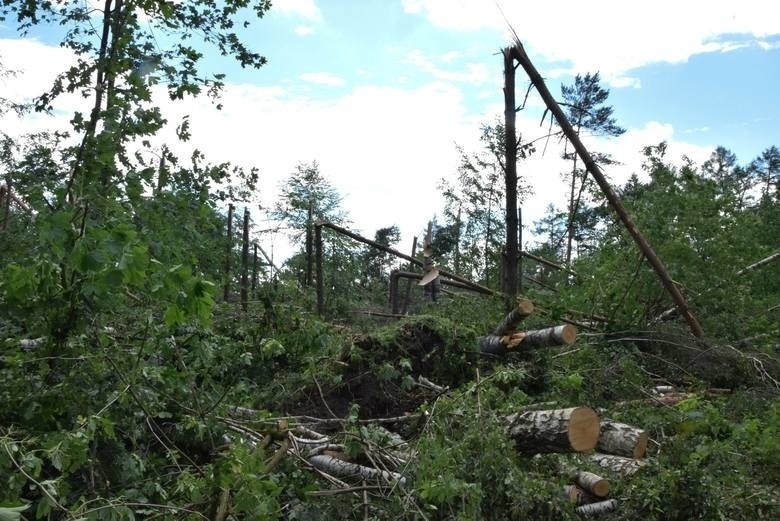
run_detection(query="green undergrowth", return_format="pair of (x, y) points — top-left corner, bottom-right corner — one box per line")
(2, 291), (779, 519)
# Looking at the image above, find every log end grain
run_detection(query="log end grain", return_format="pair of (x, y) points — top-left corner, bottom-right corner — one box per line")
(568, 407), (600, 452)
(632, 431), (649, 459)
(517, 298), (534, 315)
(559, 324), (577, 345)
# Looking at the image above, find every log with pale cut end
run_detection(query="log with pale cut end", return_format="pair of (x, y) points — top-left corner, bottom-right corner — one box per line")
(507, 407), (600, 453)
(479, 324), (576, 355)
(492, 298), (535, 335)
(572, 470), (609, 498)
(591, 453), (647, 476)
(307, 454), (406, 486)
(598, 421), (648, 459)
(575, 499), (618, 516)
(521, 324), (576, 348)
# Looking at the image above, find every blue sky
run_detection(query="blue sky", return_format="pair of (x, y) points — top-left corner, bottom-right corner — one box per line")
(1, 0), (779, 259)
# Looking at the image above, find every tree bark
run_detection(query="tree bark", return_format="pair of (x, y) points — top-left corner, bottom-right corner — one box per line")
(503, 46), (518, 299)
(506, 407), (600, 453)
(510, 42), (704, 338)
(597, 421), (648, 459)
(480, 325), (576, 355)
(251, 243), (258, 298)
(492, 298), (535, 335)
(241, 208), (249, 312)
(307, 454), (405, 486)
(315, 223), (324, 315)
(305, 202), (313, 287)
(591, 453), (647, 476)
(576, 499), (618, 516)
(223, 204), (234, 302)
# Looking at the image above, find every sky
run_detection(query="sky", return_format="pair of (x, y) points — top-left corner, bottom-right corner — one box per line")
(1, 0), (779, 263)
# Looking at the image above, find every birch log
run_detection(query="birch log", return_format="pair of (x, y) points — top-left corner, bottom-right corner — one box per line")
(597, 421), (648, 459)
(506, 407), (599, 453)
(479, 325), (576, 355)
(571, 470), (609, 497)
(521, 325), (576, 348)
(308, 454), (406, 486)
(591, 453), (647, 476)
(492, 298), (535, 335)
(576, 499), (618, 516)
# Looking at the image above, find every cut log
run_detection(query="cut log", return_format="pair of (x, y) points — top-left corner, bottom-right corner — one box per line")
(598, 421), (648, 459)
(571, 470), (609, 498)
(652, 385), (674, 394)
(506, 407), (600, 453)
(492, 298), (535, 335)
(563, 484), (596, 505)
(576, 499), (618, 516)
(479, 325), (576, 355)
(591, 453), (647, 476)
(522, 325), (576, 348)
(307, 454), (406, 486)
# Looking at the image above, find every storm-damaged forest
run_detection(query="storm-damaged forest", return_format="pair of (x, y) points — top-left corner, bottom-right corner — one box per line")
(0, 1), (778, 520)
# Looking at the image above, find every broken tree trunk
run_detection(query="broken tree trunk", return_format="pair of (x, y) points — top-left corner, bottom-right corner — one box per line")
(509, 41), (704, 338)
(506, 407), (600, 453)
(576, 499), (618, 516)
(597, 421), (648, 459)
(307, 454), (405, 486)
(591, 453), (647, 476)
(480, 325), (576, 355)
(492, 298), (535, 335)
(503, 46), (519, 299)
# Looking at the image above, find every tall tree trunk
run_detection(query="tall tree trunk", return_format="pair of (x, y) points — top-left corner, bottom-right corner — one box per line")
(305, 202), (313, 287)
(518, 207), (523, 292)
(503, 46), (519, 299)
(241, 208), (249, 312)
(64, 0), (114, 204)
(251, 242), (258, 298)
(565, 139), (579, 265)
(223, 204), (234, 302)
(2, 173), (11, 231)
(454, 205), (462, 275)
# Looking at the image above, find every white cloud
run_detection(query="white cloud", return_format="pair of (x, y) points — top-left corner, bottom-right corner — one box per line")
(299, 72), (345, 86)
(294, 25), (315, 36)
(272, 0), (322, 21)
(0, 37), (720, 259)
(402, 0), (780, 80)
(401, 49), (490, 86)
